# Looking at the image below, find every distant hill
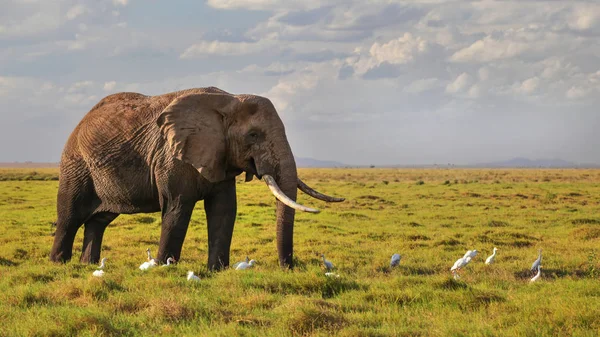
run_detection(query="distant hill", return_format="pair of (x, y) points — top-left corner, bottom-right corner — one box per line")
(471, 157), (599, 168)
(294, 157), (348, 168)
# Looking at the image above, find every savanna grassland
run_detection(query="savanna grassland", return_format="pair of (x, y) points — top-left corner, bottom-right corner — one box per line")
(1, 168), (600, 336)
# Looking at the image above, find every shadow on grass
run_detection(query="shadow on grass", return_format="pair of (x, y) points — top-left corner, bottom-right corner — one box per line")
(437, 278), (468, 291)
(403, 266), (437, 276)
(0, 257), (19, 266)
(514, 268), (590, 280)
(134, 216), (156, 224)
(244, 274), (364, 300)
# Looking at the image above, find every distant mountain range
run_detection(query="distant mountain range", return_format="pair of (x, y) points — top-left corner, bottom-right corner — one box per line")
(1, 157), (598, 168)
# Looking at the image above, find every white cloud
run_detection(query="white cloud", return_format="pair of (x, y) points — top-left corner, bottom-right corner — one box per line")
(568, 5), (600, 32)
(180, 40), (275, 58)
(450, 36), (529, 63)
(404, 78), (441, 94)
(113, 0), (129, 6)
(478, 67), (490, 81)
(0, 11), (61, 38)
(103, 81), (117, 91)
(369, 33), (429, 65)
(66, 4), (88, 20)
(566, 86), (590, 99)
(206, 0), (326, 11)
(1, 0), (599, 164)
(67, 81), (94, 94)
(446, 73), (472, 94)
(518, 77), (540, 95)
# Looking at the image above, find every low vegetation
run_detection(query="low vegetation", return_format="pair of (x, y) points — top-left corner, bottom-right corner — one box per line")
(1, 168), (600, 336)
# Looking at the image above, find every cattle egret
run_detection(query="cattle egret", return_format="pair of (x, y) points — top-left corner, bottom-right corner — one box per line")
(235, 258), (256, 270)
(531, 249), (542, 275)
(466, 250), (478, 259)
(325, 272), (340, 278)
(322, 254), (334, 271)
(451, 249), (477, 278)
(187, 271), (200, 282)
(162, 257), (176, 267)
(92, 257), (107, 277)
(485, 247), (498, 265)
(390, 253), (401, 268)
(139, 249), (159, 270)
(530, 266), (541, 283)
(233, 256), (249, 269)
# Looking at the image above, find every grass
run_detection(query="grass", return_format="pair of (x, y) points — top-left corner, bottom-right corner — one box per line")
(1, 168), (600, 336)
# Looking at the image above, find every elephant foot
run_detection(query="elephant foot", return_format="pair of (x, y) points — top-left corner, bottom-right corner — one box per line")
(49, 250), (71, 263)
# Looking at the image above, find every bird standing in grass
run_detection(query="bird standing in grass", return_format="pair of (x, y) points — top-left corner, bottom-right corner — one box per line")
(451, 250), (478, 279)
(322, 254), (334, 271)
(139, 248), (158, 271)
(92, 257), (107, 277)
(161, 257), (176, 267)
(485, 247), (498, 265)
(390, 253), (402, 268)
(234, 257), (256, 270)
(531, 249), (542, 276)
(530, 266), (542, 283)
(466, 250), (478, 259)
(233, 256), (249, 269)
(187, 271), (200, 282)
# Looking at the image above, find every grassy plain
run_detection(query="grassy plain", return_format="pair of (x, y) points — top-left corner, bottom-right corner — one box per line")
(1, 168), (599, 336)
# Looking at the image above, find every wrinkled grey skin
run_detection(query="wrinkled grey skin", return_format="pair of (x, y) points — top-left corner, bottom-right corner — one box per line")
(49, 87), (304, 270)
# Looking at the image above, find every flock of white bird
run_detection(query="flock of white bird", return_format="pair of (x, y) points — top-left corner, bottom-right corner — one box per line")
(91, 247), (544, 283)
(91, 248), (259, 282)
(449, 247), (543, 282)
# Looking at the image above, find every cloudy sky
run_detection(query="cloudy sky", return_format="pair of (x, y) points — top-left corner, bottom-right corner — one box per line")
(1, 0), (599, 165)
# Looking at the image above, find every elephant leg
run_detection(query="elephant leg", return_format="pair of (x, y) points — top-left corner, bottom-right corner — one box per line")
(50, 166), (97, 263)
(50, 214), (85, 263)
(204, 179), (237, 271)
(156, 195), (196, 263)
(80, 212), (119, 264)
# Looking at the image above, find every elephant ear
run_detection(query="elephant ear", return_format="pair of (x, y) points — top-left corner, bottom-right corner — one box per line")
(156, 93), (240, 183)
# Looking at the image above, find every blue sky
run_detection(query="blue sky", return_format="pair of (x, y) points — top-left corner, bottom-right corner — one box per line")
(1, 0), (599, 165)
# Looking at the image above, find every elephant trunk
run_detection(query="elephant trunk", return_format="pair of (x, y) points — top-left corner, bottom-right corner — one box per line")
(273, 144), (298, 269)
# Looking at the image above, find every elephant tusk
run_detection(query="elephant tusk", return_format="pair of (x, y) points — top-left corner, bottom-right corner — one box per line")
(263, 175), (320, 213)
(297, 178), (345, 202)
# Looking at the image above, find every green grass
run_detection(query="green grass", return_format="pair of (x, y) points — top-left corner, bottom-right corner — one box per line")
(1, 168), (600, 336)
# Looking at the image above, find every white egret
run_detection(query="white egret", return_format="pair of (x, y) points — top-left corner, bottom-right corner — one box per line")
(232, 256), (249, 269)
(139, 248), (159, 271)
(390, 253), (401, 268)
(322, 254), (334, 271)
(92, 257), (107, 277)
(451, 249), (477, 278)
(485, 247), (498, 265)
(235, 257), (256, 270)
(530, 266), (541, 283)
(531, 249), (542, 275)
(187, 271), (201, 282)
(161, 257), (176, 267)
(466, 250), (478, 259)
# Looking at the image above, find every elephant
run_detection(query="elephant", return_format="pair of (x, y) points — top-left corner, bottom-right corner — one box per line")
(49, 86), (344, 270)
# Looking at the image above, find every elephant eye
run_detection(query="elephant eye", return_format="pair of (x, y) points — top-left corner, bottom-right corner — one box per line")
(245, 130), (262, 145)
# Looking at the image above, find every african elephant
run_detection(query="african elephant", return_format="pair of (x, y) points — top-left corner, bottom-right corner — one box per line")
(49, 86), (343, 270)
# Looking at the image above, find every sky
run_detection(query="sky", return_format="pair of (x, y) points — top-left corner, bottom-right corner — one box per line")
(1, 0), (599, 165)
